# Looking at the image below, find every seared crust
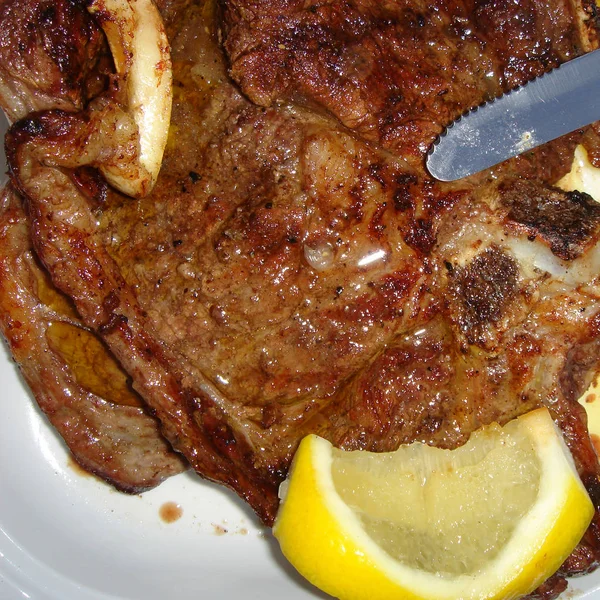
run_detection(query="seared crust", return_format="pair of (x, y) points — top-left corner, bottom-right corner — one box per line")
(501, 179), (600, 260)
(0, 0), (109, 121)
(445, 246), (519, 348)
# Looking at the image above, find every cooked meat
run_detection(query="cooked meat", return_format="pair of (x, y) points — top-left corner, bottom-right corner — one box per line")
(0, 183), (187, 491)
(0, 0), (187, 490)
(220, 0), (598, 157)
(0, 0), (109, 121)
(3, 0), (600, 597)
(500, 179), (600, 260)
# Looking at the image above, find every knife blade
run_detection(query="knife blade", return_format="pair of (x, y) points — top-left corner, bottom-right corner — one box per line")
(426, 49), (600, 182)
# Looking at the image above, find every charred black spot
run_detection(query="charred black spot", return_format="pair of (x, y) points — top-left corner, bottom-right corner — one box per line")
(18, 117), (46, 137)
(500, 180), (600, 260)
(393, 173), (417, 212)
(394, 187), (412, 211)
(39, 5), (56, 24)
(447, 246), (518, 348)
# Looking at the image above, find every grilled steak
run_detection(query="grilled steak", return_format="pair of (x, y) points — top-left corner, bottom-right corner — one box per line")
(0, 0), (187, 491)
(0, 182), (187, 491)
(220, 0), (598, 157)
(3, 0), (600, 596)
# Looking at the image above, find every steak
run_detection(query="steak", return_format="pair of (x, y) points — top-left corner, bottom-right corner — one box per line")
(0, 0), (187, 491)
(0, 182), (187, 491)
(220, 0), (598, 157)
(3, 0), (600, 596)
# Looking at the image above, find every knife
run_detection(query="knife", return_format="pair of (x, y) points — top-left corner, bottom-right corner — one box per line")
(426, 49), (600, 181)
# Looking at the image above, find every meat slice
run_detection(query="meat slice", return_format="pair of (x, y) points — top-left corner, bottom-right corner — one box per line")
(220, 0), (598, 157)
(0, 0), (187, 491)
(0, 0), (194, 122)
(3, 0), (600, 596)
(0, 183), (187, 491)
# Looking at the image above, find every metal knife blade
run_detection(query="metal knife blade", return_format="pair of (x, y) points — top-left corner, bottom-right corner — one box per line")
(426, 49), (600, 181)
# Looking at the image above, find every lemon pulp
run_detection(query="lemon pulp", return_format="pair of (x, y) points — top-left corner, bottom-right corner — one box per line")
(332, 423), (539, 576)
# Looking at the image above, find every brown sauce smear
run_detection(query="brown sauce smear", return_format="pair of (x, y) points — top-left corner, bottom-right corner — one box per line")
(159, 501), (183, 523)
(46, 321), (144, 407)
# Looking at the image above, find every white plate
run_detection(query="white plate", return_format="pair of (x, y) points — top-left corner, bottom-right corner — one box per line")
(1, 119), (600, 600)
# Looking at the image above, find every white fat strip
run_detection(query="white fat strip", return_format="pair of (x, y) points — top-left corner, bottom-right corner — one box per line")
(557, 145), (600, 201)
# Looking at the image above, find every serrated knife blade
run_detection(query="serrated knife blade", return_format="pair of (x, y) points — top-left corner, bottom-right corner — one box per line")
(426, 49), (600, 181)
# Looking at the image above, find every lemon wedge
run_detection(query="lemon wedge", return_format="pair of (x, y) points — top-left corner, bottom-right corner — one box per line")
(273, 408), (593, 600)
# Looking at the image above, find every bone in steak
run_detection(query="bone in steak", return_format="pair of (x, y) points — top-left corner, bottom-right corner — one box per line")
(2, 0), (600, 597)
